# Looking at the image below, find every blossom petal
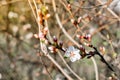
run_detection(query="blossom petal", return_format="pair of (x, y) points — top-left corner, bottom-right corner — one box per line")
(67, 46), (75, 51)
(70, 53), (81, 62)
(64, 51), (71, 57)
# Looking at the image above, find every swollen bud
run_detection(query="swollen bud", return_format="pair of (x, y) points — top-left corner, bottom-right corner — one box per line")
(48, 46), (57, 53)
(71, 19), (78, 26)
(67, 4), (71, 10)
(79, 45), (85, 52)
(84, 34), (91, 41)
(53, 36), (57, 42)
(59, 41), (63, 47)
(99, 46), (105, 55)
(77, 16), (82, 23)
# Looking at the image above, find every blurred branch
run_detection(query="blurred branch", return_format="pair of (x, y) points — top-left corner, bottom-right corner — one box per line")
(0, 0), (22, 7)
(27, 0), (37, 22)
(91, 57), (99, 80)
(46, 54), (74, 80)
(91, 19), (117, 36)
(17, 58), (42, 65)
(96, 0), (120, 21)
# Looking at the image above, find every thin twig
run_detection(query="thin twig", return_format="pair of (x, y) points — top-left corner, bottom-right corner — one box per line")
(27, 0), (37, 22)
(32, 0), (41, 31)
(46, 54), (73, 80)
(28, 0), (53, 79)
(45, 20), (53, 43)
(91, 19), (117, 36)
(91, 57), (99, 80)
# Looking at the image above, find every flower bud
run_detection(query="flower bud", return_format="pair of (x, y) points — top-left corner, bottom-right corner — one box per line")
(84, 34), (91, 41)
(71, 19), (78, 26)
(79, 46), (85, 52)
(77, 17), (82, 23)
(53, 36), (57, 42)
(38, 32), (44, 39)
(34, 34), (39, 38)
(67, 4), (71, 10)
(48, 46), (57, 53)
(59, 41), (63, 47)
(43, 27), (48, 35)
(44, 13), (51, 19)
(76, 35), (84, 39)
(99, 46), (105, 55)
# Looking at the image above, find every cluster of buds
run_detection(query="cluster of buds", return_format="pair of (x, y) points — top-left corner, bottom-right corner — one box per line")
(34, 27), (49, 55)
(48, 36), (64, 53)
(53, 36), (63, 48)
(34, 27), (48, 43)
(76, 34), (91, 42)
(38, 5), (50, 25)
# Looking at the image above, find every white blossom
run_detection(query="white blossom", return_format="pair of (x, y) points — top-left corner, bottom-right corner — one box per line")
(64, 46), (81, 62)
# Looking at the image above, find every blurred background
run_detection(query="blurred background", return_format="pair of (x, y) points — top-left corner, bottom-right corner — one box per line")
(0, 0), (120, 80)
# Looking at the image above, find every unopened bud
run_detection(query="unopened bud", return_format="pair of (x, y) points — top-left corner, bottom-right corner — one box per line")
(34, 34), (39, 38)
(76, 35), (84, 39)
(84, 42), (90, 47)
(77, 17), (82, 23)
(67, 4), (71, 10)
(45, 14), (51, 19)
(89, 51), (95, 56)
(53, 36), (57, 42)
(84, 34), (91, 41)
(99, 46), (105, 55)
(44, 27), (48, 31)
(43, 27), (48, 35)
(59, 41), (63, 47)
(79, 46), (85, 52)
(48, 46), (57, 53)
(71, 19), (78, 26)
(76, 34), (80, 38)
(38, 32), (44, 38)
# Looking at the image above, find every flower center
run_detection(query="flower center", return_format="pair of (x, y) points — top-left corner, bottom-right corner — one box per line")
(70, 52), (75, 57)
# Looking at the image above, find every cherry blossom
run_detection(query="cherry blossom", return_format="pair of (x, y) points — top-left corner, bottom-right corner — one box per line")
(64, 46), (81, 62)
